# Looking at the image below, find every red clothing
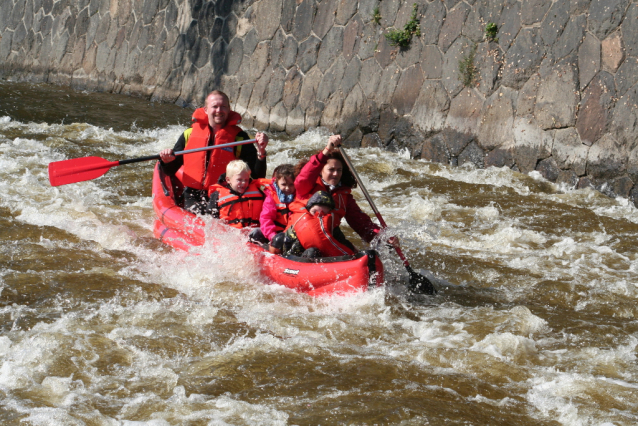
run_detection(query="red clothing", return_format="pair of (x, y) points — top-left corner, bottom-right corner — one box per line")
(208, 179), (269, 229)
(294, 151), (380, 243)
(287, 210), (355, 257)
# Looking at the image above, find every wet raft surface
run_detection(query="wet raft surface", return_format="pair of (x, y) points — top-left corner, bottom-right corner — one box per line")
(0, 82), (637, 425)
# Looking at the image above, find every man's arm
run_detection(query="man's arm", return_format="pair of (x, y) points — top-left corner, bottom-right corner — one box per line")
(237, 131), (267, 179)
(159, 133), (186, 175)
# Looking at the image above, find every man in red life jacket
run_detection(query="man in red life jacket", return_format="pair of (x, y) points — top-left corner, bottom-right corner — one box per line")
(159, 90), (268, 214)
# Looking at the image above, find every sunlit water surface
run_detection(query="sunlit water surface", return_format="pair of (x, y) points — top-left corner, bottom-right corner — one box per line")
(0, 82), (637, 425)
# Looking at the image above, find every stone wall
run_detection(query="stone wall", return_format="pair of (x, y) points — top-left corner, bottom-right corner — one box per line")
(2, 0), (638, 200)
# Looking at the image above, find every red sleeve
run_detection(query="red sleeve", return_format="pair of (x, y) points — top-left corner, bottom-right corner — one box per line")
(295, 151), (327, 200)
(344, 194), (381, 243)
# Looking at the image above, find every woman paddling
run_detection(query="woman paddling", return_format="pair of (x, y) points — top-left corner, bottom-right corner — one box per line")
(289, 135), (396, 252)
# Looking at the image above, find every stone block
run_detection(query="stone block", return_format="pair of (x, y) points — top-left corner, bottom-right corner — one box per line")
(189, 37), (210, 68)
(343, 128), (363, 148)
(615, 57), (638, 97)
(358, 23), (377, 60)
(578, 33), (600, 90)
(243, 27), (258, 55)
(442, 36), (473, 99)
(270, 101), (287, 132)
(601, 31), (625, 73)
(0, 31), (12, 62)
(265, 66), (286, 107)
(392, 64), (424, 116)
(335, 0), (356, 25)
(377, 106), (397, 144)
(361, 132), (382, 148)
(552, 127), (588, 176)
(359, 57), (382, 98)
(484, 147), (515, 168)
(297, 35), (320, 73)
(378, 0), (400, 28)
(313, 0), (337, 39)
(298, 66), (322, 110)
(622, 3), (638, 57)
(588, 0), (628, 40)
(534, 58), (579, 129)
(375, 63), (401, 105)
(612, 175), (634, 198)
(540, 0), (570, 47)
(286, 105), (305, 136)
(556, 169), (579, 187)
(252, 0), (281, 41)
(270, 28), (286, 66)
(552, 14), (586, 60)
(611, 83), (638, 148)
(222, 13), (238, 43)
(421, 134), (451, 164)
(316, 56), (346, 101)
(497, 0), (520, 49)
(536, 157), (560, 182)
(281, 0), (295, 32)
(283, 66), (302, 110)
(225, 37), (243, 75)
(338, 87), (366, 136)
(421, 44), (442, 79)
(501, 28), (544, 89)
(521, 0), (552, 26)
(375, 31), (394, 69)
(512, 116), (553, 173)
(343, 16), (362, 62)
(292, 0), (314, 42)
(421, 0), (445, 45)
(321, 92), (343, 130)
(458, 141), (484, 169)
(446, 88), (483, 135)
(576, 71), (616, 146)
(254, 105), (271, 131)
(478, 88), (514, 150)
(462, 7), (484, 44)
(396, 38), (422, 70)
(317, 26), (344, 73)
(305, 101), (324, 130)
(341, 56), (361, 96)
(586, 133), (627, 179)
(412, 80), (450, 134)
(439, 2), (470, 53)
(476, 41), (502, 97)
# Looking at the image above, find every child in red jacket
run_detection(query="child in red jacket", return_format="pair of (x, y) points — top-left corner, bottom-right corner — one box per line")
(258, 164), (296, 253)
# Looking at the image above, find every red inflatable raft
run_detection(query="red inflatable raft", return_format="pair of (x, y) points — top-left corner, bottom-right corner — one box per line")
(152, 163), (384, 296)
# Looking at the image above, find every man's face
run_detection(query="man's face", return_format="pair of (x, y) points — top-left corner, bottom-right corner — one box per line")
(205, 94), (230, 127)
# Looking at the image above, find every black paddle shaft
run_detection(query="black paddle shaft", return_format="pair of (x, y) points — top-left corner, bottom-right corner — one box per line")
(339, 146), (436, 294)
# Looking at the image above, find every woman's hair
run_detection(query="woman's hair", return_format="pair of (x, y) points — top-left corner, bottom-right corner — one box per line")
(225, 160), (251, 179)
(272, 164), (295, 181)
(294, 152), (357, 188)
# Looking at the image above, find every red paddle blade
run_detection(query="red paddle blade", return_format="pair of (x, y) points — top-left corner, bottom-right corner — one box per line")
(48, 156), (119, 186)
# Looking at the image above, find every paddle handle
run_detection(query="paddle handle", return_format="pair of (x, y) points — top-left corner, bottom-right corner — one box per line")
(339, 147), (409, 267)
(119, 139), (258, 166)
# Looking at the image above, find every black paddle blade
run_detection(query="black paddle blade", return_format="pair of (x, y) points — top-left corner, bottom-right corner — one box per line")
(406, 266), (437, 295)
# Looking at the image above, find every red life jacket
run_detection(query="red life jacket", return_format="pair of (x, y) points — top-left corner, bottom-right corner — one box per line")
(210, 179), (269, 229)
(289, 179), (351, 226)
(181, 108), (243, 190)
(268, 185), (292, 233)
(287, 210), (355, 257)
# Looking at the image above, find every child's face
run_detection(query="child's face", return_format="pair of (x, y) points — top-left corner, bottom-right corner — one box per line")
(309, 204), (331, 216)
(277, 176), (295, 196)
(226, 170), (250, 193)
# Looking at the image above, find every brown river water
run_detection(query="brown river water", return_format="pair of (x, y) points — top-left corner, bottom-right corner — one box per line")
(0, 82), (637, 425)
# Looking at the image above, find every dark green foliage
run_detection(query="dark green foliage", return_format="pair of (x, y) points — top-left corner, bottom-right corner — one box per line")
(373, 6), (381, 25)
(384, 3), (421, 48)
(485, 22), (498, 42)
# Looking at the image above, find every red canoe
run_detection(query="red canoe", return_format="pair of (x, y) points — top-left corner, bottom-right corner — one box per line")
(151, 163), (384, 296)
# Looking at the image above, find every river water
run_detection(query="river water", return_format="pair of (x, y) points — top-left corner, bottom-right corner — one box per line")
(0, 82), (637, 425)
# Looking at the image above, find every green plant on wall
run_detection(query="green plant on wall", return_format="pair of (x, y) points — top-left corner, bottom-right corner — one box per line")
(373, 6), (381, 25)
(385, 3), (420, 48)
(459, 44), (478, 87)
(485, 22), (498, 42)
